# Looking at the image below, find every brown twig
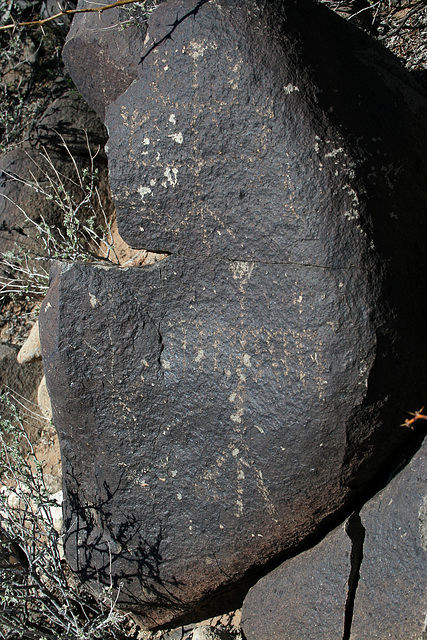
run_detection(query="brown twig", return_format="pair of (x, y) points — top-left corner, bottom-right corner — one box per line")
(401, 407), (427, 429)
(0, 0), (147, 31)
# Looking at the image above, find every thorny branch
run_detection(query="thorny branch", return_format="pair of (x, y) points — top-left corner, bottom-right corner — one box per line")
(401, 407), (427, 430)
(0, 0), (149, 31)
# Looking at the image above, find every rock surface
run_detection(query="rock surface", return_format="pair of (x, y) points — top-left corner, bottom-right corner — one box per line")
(106, 0), (427, 266)
(0, 90), (113, 266)
(241, 520), (352, 640)
(350, 438), (427, 640)
(41, 0), (427, 630)
(241, 438), (427, 640)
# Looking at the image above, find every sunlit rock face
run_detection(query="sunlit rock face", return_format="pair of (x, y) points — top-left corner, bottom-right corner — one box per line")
(41, 0), (427, 629)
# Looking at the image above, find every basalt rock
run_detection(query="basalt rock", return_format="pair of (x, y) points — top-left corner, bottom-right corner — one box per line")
(41, 0), (427, 630)
(0, 343), (44, 439)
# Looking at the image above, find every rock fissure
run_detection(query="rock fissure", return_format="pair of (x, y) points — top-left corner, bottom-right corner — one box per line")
(343, 511), (365, 640)
(102, 248), (366, 272)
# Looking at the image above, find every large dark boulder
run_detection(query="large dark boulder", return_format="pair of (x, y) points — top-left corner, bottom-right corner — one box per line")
(41, 0), (427, 629)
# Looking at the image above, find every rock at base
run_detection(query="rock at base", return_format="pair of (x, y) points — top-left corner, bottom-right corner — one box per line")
(350, 439), (427, 639)
(241, 521), (351, 640)
(241, 439), (427, 640)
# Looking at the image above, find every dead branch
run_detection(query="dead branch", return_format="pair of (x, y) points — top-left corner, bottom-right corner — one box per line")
(0, 0), (147, 32)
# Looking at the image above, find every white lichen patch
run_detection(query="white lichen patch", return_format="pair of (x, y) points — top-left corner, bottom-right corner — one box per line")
(230, 261), (254, 283)
(195, 348), (205, 363)
(143, 137), (150, 145)
(184, 38), (219, 60)
(89, 292), (99, 308)
(168, 132), (183, 144)
(325, 147), (344, 158)
(343, 184), (360, 222)
(283, 83), (300, 94)
(231, 409), (244, 424)
(169, 114), (176, 124)
(120, 106), (129, 126)
(138, 185), (152, 202)
(162, 166), (178, 188)
(243, 354), (251, 368)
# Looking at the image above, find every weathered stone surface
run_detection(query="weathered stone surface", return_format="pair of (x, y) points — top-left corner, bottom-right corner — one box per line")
(41, 0), (427, 630)
(0, 343), (43, 401)
(241, 520), (352, 640)
(41, 243), (421, 628)
(29, 90), (108, 158)
(62, 0), (149, 119)
(350, 439), (427, 640)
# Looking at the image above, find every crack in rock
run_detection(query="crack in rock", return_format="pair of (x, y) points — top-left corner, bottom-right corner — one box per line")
(343, 511), (366, 640)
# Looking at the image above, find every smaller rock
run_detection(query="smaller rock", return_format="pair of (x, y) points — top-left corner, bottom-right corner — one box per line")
(17, 321), (41, 364)
(350, 438), (427, 640)
(37, 375), (52, 421)
(241, 438), (427, 640)
(241, 521), (351, 640)
(185, 626), (232, 640)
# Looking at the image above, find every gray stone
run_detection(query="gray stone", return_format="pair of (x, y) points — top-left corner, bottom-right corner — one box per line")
(350, 440), (427, 640)
(0, 343), (43, 403)
(29, 90), (108, 158)
(0, 91), (114, 270)
(241, 520), (352, 640)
